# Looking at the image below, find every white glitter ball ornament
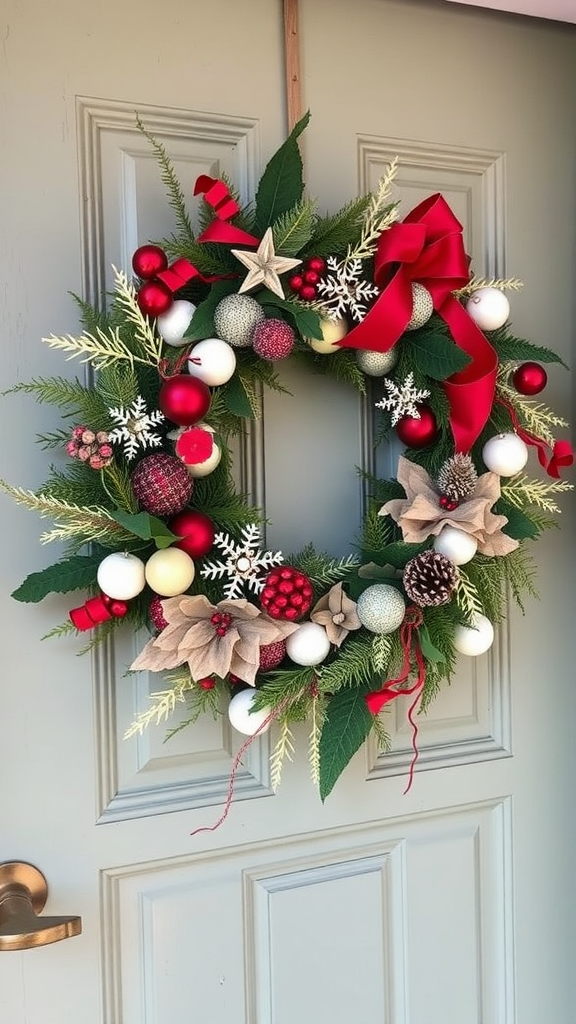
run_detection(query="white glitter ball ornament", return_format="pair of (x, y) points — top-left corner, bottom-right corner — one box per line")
(285, 622), (331, 666)
(187, 337), (237, 386)
(144, 547), (195, 597)
(465, 287), (510, 332)
(228, 689), (272, 736)
(356, 584), (406, 634)
(453, 612), (494, 656)
(213, 294), (265, 347)
(433, 525), (478, 565)
(482, 432), (528, 476)
(308, 316), (348, 354)
(355, 347), (398, 377)
(157, 299), (196, 347)
(406, 282), (434, 330)
(97, 552), (146, 601)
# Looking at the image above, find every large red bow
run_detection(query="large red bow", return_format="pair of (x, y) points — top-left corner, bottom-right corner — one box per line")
(339, 194), (499, 453)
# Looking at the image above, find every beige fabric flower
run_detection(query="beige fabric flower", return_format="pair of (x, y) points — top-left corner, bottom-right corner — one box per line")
(379, 456), (519, 557)
(131, 594), (298, 686)
(310, 582), (361, 647)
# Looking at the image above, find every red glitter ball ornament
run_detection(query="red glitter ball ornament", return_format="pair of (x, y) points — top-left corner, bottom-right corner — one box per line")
(168, 509), (215, 558)
(260, 567), (314, 621)
(512, 361), (548, 395)
(252, 319), (295, 360)
(132, 244), (168, 280)
(137, 279), (173, 318)
(258, 639), (287, 671)
(149, 594), (168, 631)
(131, 453), (193, 516)
(395, 404), (438, 449)
(159, 375), (211, 426)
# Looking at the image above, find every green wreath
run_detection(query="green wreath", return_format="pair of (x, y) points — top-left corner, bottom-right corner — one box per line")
(2, 111), (573, 801)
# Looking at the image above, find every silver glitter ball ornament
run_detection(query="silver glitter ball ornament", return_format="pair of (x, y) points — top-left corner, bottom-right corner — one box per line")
(355, 348), (399, 377)
(357, 584), (406, 634)
(406, 282), (434, 330)
(213, 294), (266, 348)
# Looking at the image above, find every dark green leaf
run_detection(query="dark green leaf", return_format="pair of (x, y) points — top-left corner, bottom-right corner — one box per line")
(109, 511), (178, 548)
(254, 111), (311, 233)
(222, 373), (256, 419)
(490, 328), (569, 369)
(406, 332), (471, 380)
(258, 288), (323, 340)
(419, 623), (446, 664)
(185, 280), (237, 342)
(319, 685), (374, 801)
(495, 500), (541, 540)
(12, 554), (103, 603)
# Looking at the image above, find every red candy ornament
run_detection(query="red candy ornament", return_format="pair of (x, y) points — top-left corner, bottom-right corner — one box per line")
(159, 375), (211, 426)
(136, 279), (173, 318)
(512, 361), (548, 395)
(260, 567), (314, 621)
(168, 509), (215, 558)
(132, 244), (168, 280)
(396, 404), (438, 449)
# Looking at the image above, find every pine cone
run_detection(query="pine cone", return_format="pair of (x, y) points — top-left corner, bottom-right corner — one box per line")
(403, 550), (459, 607)
(437, 453), (478, 503)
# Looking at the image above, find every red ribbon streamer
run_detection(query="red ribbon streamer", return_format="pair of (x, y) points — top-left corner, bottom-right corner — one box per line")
(193, 175), (260, 248)
(365, 607), (426, 793)
(339, 194), (498, 452)
(496, 397), (574, 478)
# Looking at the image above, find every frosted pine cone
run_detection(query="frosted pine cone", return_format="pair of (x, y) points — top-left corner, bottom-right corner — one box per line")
(437, 453), (478, 504)
(403, 550), (459, 607)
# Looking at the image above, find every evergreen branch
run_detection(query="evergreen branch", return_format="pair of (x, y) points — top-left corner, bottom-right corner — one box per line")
(460, 555), (506, 624)
(288, 543), (360, 588)
(371, 633), (393, 673)
(41, 619), (78, 641)
(164, 681), (222, 740)
(369, 712), (391, 753)
(316, 633), (376, 693)
(136, 114), (195, 244)
(309, 692), (326, 788)
(501, 474), (573, 514)
(502, 547), (539, 612)
(124, 668), (195, 737)
(255, 667), (315, 710)
(95, 362), (139, 411)
(42, 325), (139, 371)
(455, 566), (487, 621)
(36, 430), (72, 450)
(346, 160), (399, 263)
(269, 718), (295, 792)
(497, 366), (569, 445)
(455, 276), (524, 297)
(111, 266), (164, 366)
(0, 481), (136, 544)
(4, 377), (109, 424)
(272, 198), (316, 255)
(305, 195), (372, 258)
(100, 462), (139, 513)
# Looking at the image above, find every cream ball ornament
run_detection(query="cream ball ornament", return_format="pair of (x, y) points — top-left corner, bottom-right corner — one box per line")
(187, 337), (237, 386)
(228, 688), (272, 736)
(433, 525), (478, 566)
(97, 552), (146, 601)
(453, 612), (494, 656)
(307, 316), (348, 354)
(144, 547), (195, 597)
(156, 299), (196, 347)
(482, 432), (528, 476)
(357, 584), (406, 634)
(465, 287), (510, 331)
(285, 622), (331, 666)
(406, 282), (434, 330)
(355, 347), (398, 377)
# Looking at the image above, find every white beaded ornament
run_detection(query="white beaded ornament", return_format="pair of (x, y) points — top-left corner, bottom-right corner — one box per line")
(213, 294), (265, 347)
(355, 347), (398, 377)
(406, 282), (434, 330)
(356, 584), (406, 634)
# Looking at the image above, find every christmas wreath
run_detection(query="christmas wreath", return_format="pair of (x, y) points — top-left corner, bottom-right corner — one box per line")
(2, 112), (573, 803)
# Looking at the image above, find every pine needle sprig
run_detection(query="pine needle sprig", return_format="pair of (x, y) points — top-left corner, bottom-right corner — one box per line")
(111, 267), (164, 366)
(496, 367), (569, 445)
(5, 376), (109, 425)
(41, 463), (112, 511)
(270, 718), (296, 792)
(36, 429), (73, 450)
(501, 546), (539, 612)
(308, 691), (327, 788)
(460, 555), (507, 623)
(0, 481), (138, 545)
(491, 331), (569, 369)
(454, 568), (484, 622)
(164, 682), (222, 741)
(455, 276), (524, 298)
(288, 543), (360, 589)
(316, 633), (376, 693)
(95, 362), (139, 412)
(370, 712), (391, 753)
(124, 667), (196, 738)
(501, 474), (573, 514)
(345, 159), (399, 263)
(253, 668), (315, 711)
(305, 194), (372, 258)
(41, 619), (78, 641)
(136, 114), (195, 244)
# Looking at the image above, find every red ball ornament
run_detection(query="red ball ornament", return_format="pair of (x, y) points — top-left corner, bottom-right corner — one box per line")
(137, 279), (173, 318)
(159, 375), (211, 426)
(395, 405), (438, 448)
(131, 453), (193, 516)
(512, 361), (548, 395)
(168, 509), (215, 558)
(132, 244), (168, 280)
(260, 567), (314, 621)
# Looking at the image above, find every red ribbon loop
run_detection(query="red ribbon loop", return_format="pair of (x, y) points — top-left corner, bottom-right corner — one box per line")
(194, 175), (260, 248)
(339, 194), (499, 452)
(365, 606), (426, 793)
(70, 594), (113, 631)
(496, 397), (574, 478)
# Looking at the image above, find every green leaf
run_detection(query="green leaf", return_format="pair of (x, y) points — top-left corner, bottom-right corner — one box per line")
(109, 511), (179, 548)
(254, 111), (311, 233)
(11, 554), (103, 603)
(377, 541), (427, 569)
(495, 500), (541, 540)
(222, 373), (256, 419)
(419, 623), (446, 664)
(186, 280), (237, 342)
(490, 328), (569, 369)
(406, 332), (471, 380)
(258, 288), (322, 340)
(319, 685), (373, 801)
(272, 198), (316, 256)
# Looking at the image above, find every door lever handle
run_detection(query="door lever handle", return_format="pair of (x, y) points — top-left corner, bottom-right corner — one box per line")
(0, 861), (82, 950)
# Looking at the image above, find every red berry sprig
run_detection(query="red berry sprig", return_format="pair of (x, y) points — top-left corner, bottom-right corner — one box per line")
(289, 256), (327, 303)
(260, 567), (314, 621)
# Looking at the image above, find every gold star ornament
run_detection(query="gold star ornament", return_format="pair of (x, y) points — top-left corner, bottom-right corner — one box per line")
(231, 227), (302, 299)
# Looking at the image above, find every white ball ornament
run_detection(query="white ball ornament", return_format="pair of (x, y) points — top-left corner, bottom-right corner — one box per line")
(97, 552), (146, 601)
(465, 287), (510, 332)
(144, 547), (195, 597)
(433, 526), (478, 566)
(228, 689), (271, 736)
(307, 316), (348, 354)
(285, 622), (331, 666)
(482, 432), (528, 476)
(357, 584), (406, 634)
(187, 337), (237, 386)
(453, 613), (494, 656)
(156, 299), (196, 347)
(406, 282), (434, 330)
(355, 347), (398, 377)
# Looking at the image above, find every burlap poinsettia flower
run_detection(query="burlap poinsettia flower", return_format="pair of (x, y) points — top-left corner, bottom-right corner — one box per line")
(310, 582), (361, 647)
(130, 594), (298, 686)
(379, 456), (519, 557)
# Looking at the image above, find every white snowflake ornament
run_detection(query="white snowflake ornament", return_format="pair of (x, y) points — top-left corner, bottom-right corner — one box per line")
(200, 523), (284, 599)
(108, 395), (165, 460)
(316, 257), (379, 323)
(375, 372), (431, 426)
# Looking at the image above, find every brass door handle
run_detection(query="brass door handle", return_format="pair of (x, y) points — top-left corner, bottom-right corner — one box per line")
(0, 862), (82, 950)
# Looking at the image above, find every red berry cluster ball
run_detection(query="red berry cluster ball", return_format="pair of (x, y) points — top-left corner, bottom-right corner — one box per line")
(260, 567), (314, 621)
(288, 256), (327, 303)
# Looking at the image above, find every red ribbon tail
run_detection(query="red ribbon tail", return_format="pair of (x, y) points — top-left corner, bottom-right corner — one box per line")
(496, 396), (575, 479)
(440, 296), (498, 452)
(193, 174), (260, 248)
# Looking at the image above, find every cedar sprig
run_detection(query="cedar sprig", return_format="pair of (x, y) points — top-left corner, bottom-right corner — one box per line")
(456, 565), (492, 623)
(0, 482), (137, 545)
(270, 718), (296, 792)
(345, 159), (399, 263)
(501, 474), (573, 514)
(455, 276), (524, 298)
(309, 691), (327, 788)
(304, 194), (372, 258)
(460, 555), (507, 624)
(315, 633), (376, 693)
(124, 668), (195, 738)
(136, 114), (195, 245)
(497, 365), (569, 445)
